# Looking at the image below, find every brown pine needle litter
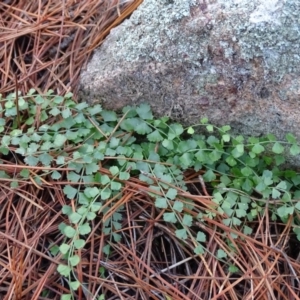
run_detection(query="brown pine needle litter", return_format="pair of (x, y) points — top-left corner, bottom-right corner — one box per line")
(0, 0), (143, 97)
(1, 1), (300, 299)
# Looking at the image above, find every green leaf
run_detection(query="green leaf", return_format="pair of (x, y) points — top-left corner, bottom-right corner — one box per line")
(221, 125), (231, 132)
(101, 110), (117, 122)
(136, 103), (153, 120)
(166, 188), (177, 200)
(272, 142), (284, 154)
(242, 178), (253, 192)
(209, 150), (222, 162)
(236, 144), (244, 153)
(135, 120), (152, 134)
(113, 212), (122, 222)
(206, 136), (219, 147)
(53, 95), (64, 103)
(84, 187), (100, 198)
(74, 239), (85, 249)
(226, 156), (237, 166)
(75, 102), (89, 110)
(27, 142), (39, 154)
(235, 209), (246, 218)
(173, 200), (183, 212)
(111, 181), (122, 191)
(39, 153), (53, 166)
(168, 123), (184, 139)
(53, 134), (67, 147)
(228, 265), (239, 273)
(63, 185), (77, 199)
(263, 177), (273, 186)
(25, 116), (34, 125)
(24, 155), (39, 166)
(10, 129), (22, 137)
(272, 188), (281, 199)
(20, 168), (30, 178)
(85, 162), (98, 175)
(58, 222), (67, 234)
(50, 245), (59, 256)
(64, 91), (73, 98)
(262, 169), (273, 178)
(109, 137), (120, 149)
(266, 133), (276, 141)
(59, 243), (70, 255)
(147, 130), (164, 142)
(274, 154), (285, 166)
(148, 151), (160, 162)
(206, 125), (214, 132)
(102, 244), (111, 255)
(109, 166), (119, 176)
(119, 172), (130, 180)
(241, 167), (252, 177)
(231, 145), (244, 158)
(187, 127), (195, 134)
(69, 212), (82, 224)
(86, 211), (96, 220)
(277, 205), (294, 218)
(175, 228), (188, 239)
(163, 212), (177, 223)
(78, 223), (91, 235)
(290, 144), (300, 156)
(292, 175), (300, 186)
(133, 152), (143, 160)
(196, 231), (206, 242)
(67, 171), (81, 183)
(194, 244), (205, 255)
(63, 226), (76, 238)
(294, 200), (300, 211)
(69, 280), (80, 291)
(222, 218), (231, 226)
(90, 202), (102, 212)
(87, 104), (102, 116)
(100, 175), (110, 185)
(11, 137), (20, 146)
(57, 264), (71, 277)
(182, 214), (193, 226)
(155, 197), (168, 208)
(49, 107), (61, 116)
(179, 152), (193, 167)
(77, 206), (88, 215)
(5, 100), (14, 108)
(286, 133), (297, 143)
(10, 181), (19, 189)
(101, 188), (111, 200)
(276, 181), (287, 190)
(222, 134), (230, 142)
(203, 169), (216, 182)
(62, 205), (72, 215)
(201, 117), (208, 124)
(162, 140), (174, 150)
(56, 156), (65, 164)
(61, 295), (72, 300)
(252, 144), (264, 154)
(243, 225), (253, 235)
(69, 255), (80, 267)
(217, 249), (227, 259)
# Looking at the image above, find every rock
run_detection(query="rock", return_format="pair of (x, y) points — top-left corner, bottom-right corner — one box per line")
(79, 0), (300, 143)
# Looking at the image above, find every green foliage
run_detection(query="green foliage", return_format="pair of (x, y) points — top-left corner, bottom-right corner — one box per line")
(2, 90), (300, 299)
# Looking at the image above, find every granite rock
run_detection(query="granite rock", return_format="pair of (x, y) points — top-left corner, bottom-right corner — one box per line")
(79, 0), (300, 145)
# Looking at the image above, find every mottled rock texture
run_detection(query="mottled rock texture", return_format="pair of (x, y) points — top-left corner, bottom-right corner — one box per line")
(79, 0), (300, 141)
